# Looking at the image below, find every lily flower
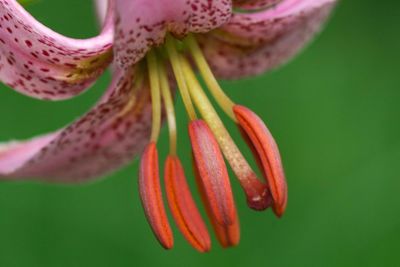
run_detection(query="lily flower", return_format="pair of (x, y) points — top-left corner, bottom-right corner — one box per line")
(0, 0), (336, 251)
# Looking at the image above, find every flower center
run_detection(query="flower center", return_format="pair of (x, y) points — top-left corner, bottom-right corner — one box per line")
(137, 34), (287, 251)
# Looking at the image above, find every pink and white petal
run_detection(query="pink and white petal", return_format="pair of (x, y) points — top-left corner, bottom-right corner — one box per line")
(94, 0), (108, 26)
(114, 0), (232, 68)
(0, 133), (58, 174)
(218, 0), (336, 47)
(201, 0), (336, 78)
(0, 0), (114, 100)
(0, 67), (154, 182)
(233, 0), (283, 10)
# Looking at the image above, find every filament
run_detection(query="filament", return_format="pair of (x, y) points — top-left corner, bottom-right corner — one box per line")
(165, 35), (197, 121)
(185, 34), (236, 121)
(146, 50), (162, 142)
(158, 62), (178, 156)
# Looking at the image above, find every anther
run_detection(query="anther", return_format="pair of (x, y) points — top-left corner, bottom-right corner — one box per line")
(192, 157), (240, 248)
(138, 52), (173, 249)
(189, 120), (237, 226)
(159, 59), (211, 252)
(139, 142), (174, 249)
(164, 155), (211, 252)
(233, 105), (288, 217)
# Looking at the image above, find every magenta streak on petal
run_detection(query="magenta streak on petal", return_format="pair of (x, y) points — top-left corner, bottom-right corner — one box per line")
(0, 67), (154, 182)
(201, 0), (336, 79)
(114, 0), (232, 68)
(0, 0), (114, 100)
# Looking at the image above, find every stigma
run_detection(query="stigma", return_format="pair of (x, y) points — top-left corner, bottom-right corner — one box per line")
(135, 34), (287, 252)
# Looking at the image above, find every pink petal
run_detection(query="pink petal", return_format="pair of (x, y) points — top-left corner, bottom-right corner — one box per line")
(0, 0), (114, 100)
(200, 0), (336, 78)
(114, 0), (232, 68)
(94, 0), (108, 25)
(0, 67), (154, 182)
(233, 0), (283, 10)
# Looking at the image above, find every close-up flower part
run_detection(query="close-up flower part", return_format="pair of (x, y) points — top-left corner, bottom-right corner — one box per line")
(0, 0), (337, 252)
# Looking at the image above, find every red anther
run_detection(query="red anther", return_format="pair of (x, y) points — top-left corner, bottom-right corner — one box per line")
(193, 158), (240, 248)
(139, 142), (174, 249)
(189, 120), (237, 226)
(233, 105), (288, 217)
(164, 155), (211, 252)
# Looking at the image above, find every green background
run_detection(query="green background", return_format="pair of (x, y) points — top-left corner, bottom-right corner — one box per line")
(0, 0), (399, 266)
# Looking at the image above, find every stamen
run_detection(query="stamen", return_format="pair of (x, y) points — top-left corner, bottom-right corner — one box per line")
(159, 60), (211, 252)
(164, 155), (211, 252)
(158, 63), (177, 155)
(185, 36), (288, 216)
(165, 36), (197, 121)
(146, 50), (162, 142)
(189, 120), (237, 226)
(139, 143), (174, 249)
(192, 158), (240, 248)
(233, 105), (288, 217)
(180, 56), (270, 211)
(185, 34), (236, 120)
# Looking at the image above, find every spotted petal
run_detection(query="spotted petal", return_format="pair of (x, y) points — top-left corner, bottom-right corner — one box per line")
(0, 67), (154, 182)
(0, 0), (114, 100)
(114, 0), (232, 68)
(233, 0), (283, 10)
(200, 0), (336, 78)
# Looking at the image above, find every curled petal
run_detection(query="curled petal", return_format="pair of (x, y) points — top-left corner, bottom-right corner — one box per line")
(139, 143), (174, 249)
(189, 120), (237, 227)
(200, 0), (336, 78)
(193, 158), (240, 248)
(94, 0), (108, 25)
(114, 0), (232, 67)
(0, 133), (57, 174)
(233, 105), (287, 217)
(164, 155), (210, 252)
(0, 0), (114, 100)
(0, 67), (154, 182)
(234, 0), (283, 10)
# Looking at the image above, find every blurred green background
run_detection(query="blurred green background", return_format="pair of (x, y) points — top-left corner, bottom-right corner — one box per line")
(0, 0), (399, 266)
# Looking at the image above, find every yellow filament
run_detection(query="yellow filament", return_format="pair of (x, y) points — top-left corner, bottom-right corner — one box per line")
(158, 62), (178, 156)
(180, 56), (254, 182)
(147, 50), (162, 142)
(185, 34), (236, 121)
(165, 36), (197, 121)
